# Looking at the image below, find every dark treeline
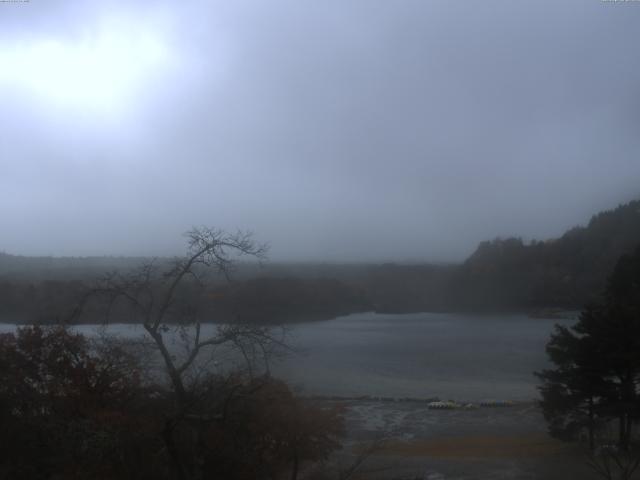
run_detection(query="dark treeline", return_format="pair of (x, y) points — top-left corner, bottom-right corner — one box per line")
(206, 277), (371, 323)
(0, 325), (344, 479)
(536, 245), (640, 478)
(1, 199), (639, 322)
(0, 275), (371, 325)
(343, 199), (640, 313)
(449, 199), (640, 311)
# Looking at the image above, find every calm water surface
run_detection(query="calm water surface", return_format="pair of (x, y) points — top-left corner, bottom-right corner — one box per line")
(272, 312), (572, 401)
(0, 312), (571, 401)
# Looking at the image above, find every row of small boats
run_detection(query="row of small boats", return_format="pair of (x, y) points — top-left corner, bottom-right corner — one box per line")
(427, 400), (515, 410)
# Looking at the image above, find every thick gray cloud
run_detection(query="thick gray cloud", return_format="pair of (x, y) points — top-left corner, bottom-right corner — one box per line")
(1, 0), (639, 261)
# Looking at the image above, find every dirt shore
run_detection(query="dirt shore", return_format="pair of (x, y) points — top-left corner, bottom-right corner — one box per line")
(319, 399), (592, 480)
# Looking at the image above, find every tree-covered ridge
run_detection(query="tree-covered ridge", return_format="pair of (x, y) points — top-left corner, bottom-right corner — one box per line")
(1, 199), (639, 319)
(450, 200), (640, 310)
(205, 277), (371, 323)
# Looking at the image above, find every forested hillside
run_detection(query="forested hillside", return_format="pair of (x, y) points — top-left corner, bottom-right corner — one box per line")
(449, 200), (640, 310)
(1, 200), (639, 322)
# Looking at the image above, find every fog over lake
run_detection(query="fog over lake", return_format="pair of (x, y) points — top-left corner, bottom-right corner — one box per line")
(1, 312), (570, 402)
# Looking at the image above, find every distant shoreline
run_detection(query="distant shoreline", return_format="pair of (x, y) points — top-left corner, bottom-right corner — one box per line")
(0, 308), (578, 326)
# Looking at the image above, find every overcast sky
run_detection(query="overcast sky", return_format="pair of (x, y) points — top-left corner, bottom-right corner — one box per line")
(1, 0), (639, 262)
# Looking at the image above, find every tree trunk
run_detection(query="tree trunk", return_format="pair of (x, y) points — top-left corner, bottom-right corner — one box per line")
(145, 326), (188, 403)
(619, 372), (635, 450)
(620, 414), (628, 450)
(290, 448), (299, 480)
(625, 414), (633, 449)
(589, 397), (595, 452)
(163, 419), (187, 480)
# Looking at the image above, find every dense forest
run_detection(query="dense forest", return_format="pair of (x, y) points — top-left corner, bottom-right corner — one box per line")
(449, 199), (640, 311)
(1, 199), (639, 323)
(351, 199), (640, 312)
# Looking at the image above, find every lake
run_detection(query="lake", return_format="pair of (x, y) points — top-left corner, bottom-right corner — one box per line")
(272, 312), (572, 401)
(0, 312), (572, 402)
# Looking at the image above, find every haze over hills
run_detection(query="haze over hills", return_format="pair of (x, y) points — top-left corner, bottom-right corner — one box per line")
(3, 3), (640, 477)
(1, 199), (639, 323)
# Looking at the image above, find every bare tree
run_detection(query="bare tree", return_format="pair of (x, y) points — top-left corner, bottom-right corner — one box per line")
(81, 227), (289, 479)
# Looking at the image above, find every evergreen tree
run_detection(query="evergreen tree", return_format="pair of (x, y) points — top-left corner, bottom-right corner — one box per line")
(537, 246), (640, 450)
